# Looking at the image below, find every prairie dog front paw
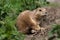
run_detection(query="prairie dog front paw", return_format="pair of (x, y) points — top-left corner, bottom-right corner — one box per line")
(34, 25), (40, 31)
(31, 30), (37, 33)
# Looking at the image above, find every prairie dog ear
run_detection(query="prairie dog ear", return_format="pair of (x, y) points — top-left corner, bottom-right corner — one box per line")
(32, 8), (42, 12)
(33, 9), (37, 13)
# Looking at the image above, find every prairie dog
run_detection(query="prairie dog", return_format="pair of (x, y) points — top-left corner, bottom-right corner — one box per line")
(16, 8), (47, 34)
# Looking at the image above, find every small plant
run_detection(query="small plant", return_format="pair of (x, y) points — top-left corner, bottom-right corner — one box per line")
(48, 24), (60, 40)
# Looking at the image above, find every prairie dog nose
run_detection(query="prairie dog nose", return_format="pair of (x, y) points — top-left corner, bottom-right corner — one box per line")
(45, 12), (47, 14)
(45, 12), (48, 15)
(43, 12), (48, 16)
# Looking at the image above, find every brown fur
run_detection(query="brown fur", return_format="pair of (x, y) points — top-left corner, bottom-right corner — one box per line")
(16, 8), (47, 34)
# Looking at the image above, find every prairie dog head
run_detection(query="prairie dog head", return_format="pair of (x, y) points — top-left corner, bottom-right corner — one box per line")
(33, 8), (47, 17)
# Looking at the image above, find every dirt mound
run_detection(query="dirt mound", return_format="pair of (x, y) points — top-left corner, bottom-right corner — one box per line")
(24, 7), (60, 40)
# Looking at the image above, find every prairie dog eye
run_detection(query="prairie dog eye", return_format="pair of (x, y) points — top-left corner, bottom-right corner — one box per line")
(39, 9), (42, 11)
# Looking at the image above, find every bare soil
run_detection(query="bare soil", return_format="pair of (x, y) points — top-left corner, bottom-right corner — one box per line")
(24, 7), (60, 40)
